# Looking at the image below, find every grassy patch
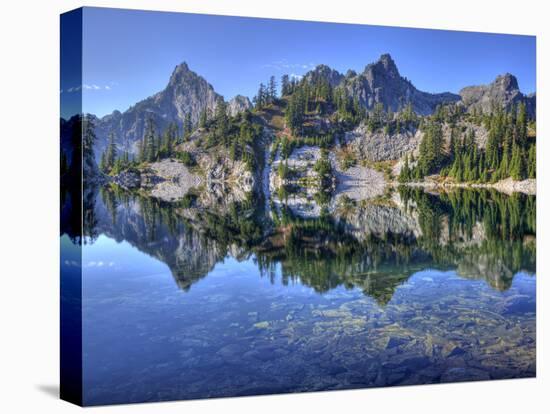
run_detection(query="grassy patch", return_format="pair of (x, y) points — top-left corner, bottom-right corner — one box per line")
(365, 160), (396, 181)
(335, 146), (357, 170)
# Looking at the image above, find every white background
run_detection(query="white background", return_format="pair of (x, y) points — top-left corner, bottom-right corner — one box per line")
(0, 0), (548, 412)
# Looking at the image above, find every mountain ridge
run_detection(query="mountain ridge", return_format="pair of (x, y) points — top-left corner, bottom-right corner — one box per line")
(88, 54), (535, 159)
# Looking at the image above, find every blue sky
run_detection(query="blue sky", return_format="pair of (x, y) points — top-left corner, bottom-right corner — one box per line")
(73, 7), (536, 118)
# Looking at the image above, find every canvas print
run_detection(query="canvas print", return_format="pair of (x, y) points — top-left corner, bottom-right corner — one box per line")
(60, 7), (536, 406)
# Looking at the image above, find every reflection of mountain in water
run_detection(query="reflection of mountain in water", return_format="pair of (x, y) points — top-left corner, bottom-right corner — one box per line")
(84, 184), (536, 302)
(91, 187), (226, 290)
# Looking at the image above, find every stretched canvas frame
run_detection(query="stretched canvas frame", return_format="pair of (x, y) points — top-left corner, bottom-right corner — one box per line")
(61, 7), (536, 406)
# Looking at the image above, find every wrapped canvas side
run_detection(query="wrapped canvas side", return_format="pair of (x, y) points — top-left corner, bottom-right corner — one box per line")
(60, 8), (83, 407)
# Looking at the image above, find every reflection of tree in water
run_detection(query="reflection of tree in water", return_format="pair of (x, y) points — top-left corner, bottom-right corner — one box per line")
(399, 187), (536, 290)
(83, 187), (99, 244)
(60, 116), (84, 245)
(61, 114), (103, 245)
(60, 184), (82, 245)
(85, 183), (535, 301)
(255, 210), (429, 305)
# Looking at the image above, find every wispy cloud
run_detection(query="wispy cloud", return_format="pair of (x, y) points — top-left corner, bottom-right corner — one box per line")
(83, 260), (115, 268)
(62, 83), (114, 93)
(290, 73), (304, 80)
(262, 59), (316, 72)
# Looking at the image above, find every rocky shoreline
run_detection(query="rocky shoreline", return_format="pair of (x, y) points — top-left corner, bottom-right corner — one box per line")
(397, 177), (536, 195)
(110, 156), (536, 206)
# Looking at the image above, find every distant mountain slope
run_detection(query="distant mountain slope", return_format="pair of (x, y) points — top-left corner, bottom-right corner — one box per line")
(228, 95), (253, 116)
(86, 54), (535, 160)
(303, 54), (461, 115)
(93, 62), (223, 158)
(459, 73), (536, 117)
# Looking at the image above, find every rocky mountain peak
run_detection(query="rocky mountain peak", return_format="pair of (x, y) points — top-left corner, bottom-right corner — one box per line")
(459, 73), (533, 116)
(167, 61), (200, 89)
(168, 62), (190, 80)
(379, 53), (399, 72)
(93, 61), (221, 159)
(304, 64), (344, 87)
(228, 95), (252, 116)
(342, 53), (459, 115)
(494, 73), (519, 91)
(364, 53), (400, 79)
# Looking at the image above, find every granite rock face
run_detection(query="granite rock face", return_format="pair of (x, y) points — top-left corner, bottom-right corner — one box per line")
(341, 54), (461, 115)
(459, 73), (535, 117)
(344, 123), (422, 162)
(93, 62), (222, 159)
(228, 95), (253, 116)
(302, 55), (461, 115)
(84, 55), (535, 169)
(304, 64), (345, 87)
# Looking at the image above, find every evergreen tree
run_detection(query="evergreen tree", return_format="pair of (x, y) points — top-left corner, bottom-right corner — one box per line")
(281, 74), (290, 96)
(140, 117), (156, 163)
(372, 103), (385, 129)
(285, 90), (305, 134)
(268, 76), (277, 102)
(527, 144), (536, 179)
(516, 101), (528, 146)
(449, 127), (458, 161)
(402, 102), (415, 124)
(82, 114), (97, 161)
(199, 108), (208, 128)
(417, 122), (444, 176)
(215, 97), (229, 143)
(399, 154), (411, 183)
(106, 132), (117, 169)
(161, 122), (177, 157)
(509, 143), (525, 180)
(254, 83), (267, 109)
(99, 150), (107, 173)
(183, 113), (192, 140)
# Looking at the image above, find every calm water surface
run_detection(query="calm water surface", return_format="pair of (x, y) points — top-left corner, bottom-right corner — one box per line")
(66, 186), (536, 405)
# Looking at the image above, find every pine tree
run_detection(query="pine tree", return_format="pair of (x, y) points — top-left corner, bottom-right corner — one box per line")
(140, 117), (156, 163)
(184, 113), (192, 140)
(215, 97), (229, 144)
(99, 150), (107, 173)
(449, 127), (458, 161)
(402, 102), (414, 124)
(516, 101), (528, 146)
(82, 115), (97, 161)
(527, 144), (536, 179)
(255, 83), (267, 109)
(161, 123), (176, 157)
(417, 121), (443, 176)
(106, 132), (117, 169)
(268, 76), (277, 102)
(399, 155), (411, 183)
(199, 109), (208, 128)
(509, 143), (525, 180)
(281, 74), (290, 96)
(285, 90), (305, 134)
(122, 150), (129, 167)
(138, 136), (146, 163)
(372, 103), (384, 129)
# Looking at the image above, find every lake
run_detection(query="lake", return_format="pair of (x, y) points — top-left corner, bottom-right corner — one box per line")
(64, 185), (536, 405)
